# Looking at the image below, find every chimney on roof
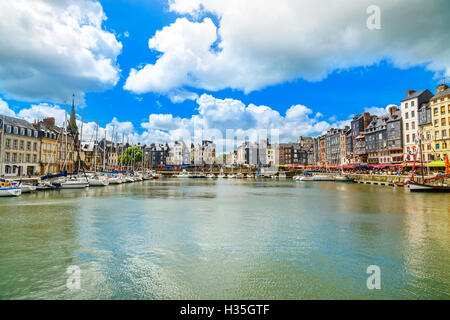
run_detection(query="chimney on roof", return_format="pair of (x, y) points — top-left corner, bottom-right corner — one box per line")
(387, 105), (398, 116)
(407, 90), (416, 97)
(362, 112), (371, 129)
(43, 117), (55, 128)
(436, 84), (449, 94)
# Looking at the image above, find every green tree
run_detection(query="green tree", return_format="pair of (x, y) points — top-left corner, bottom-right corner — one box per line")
(119, 146), (143, 166)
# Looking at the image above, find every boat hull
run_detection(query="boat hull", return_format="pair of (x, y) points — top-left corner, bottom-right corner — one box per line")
(61, 182), (89, 189)
(20, 185), (37, 193)
(298, 175), (335, 181)
(0, 187), (22, 197)
(88, 179), (109, 186)
(409, 182), (450, 192)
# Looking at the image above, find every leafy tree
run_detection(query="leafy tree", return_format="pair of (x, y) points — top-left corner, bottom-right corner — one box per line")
(119, 146), (142, 166)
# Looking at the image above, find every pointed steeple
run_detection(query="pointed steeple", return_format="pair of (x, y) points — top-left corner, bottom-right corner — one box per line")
(68, 94), (78, 135)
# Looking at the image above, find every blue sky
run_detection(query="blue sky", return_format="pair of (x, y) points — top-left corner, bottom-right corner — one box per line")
(0, 0), (448, 147)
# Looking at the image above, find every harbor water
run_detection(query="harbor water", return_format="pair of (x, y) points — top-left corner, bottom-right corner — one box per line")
(0, 179), (449, 299)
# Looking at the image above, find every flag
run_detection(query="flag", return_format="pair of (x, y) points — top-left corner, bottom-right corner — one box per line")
(446, 154), (450, 174)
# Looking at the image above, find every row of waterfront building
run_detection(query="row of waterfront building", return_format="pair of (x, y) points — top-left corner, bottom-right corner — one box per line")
(1, 84), (449, 177)
(219, 84), (450, 168)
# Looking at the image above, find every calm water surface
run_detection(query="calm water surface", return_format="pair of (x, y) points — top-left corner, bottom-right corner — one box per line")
(0, 179), (449, 299)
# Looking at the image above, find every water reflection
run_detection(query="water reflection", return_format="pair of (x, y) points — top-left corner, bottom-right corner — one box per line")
(0, 179), (449, 299)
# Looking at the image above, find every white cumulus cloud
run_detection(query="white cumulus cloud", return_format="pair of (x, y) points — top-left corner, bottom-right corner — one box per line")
(0, 98), (16, 117)
(0, 0), (122, 103)
(124, 0), (450, 96)
(140, 93), (335, 149)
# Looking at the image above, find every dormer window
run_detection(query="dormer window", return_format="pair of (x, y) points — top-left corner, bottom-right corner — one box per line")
(13, 127), (18, 134)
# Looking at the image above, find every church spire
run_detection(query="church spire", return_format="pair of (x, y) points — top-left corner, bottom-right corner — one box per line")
(68, 94), (78, 135)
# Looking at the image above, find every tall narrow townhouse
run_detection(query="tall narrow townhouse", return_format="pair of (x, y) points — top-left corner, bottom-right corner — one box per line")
(400, 89), (434, 160)
(429, 84), (450, 161)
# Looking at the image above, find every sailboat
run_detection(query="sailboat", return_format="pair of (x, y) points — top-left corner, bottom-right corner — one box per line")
(88, 173), (109, 186)
(174, 169), (191, 178)
(217, 167), (226, 178)
(61, 178), (89, 189)
(13, 182), (37, 193)
(408, 134), (450, 192)
(0, 180), (22, 197)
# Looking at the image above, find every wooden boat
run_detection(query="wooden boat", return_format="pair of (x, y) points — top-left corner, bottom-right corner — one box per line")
(409, 181), (450, 192)
(0, 181), (22, 197)
(408, 136), (450, 193)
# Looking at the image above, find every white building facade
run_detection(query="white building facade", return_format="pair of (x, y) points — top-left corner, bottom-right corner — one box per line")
(400, 89), (433, 160)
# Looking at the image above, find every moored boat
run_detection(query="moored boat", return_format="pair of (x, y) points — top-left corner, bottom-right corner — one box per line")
(297, 172), (335, 181)
(88, 178), (109, 186)
(174, 169), (192, 178)
(61, 179), (89, 189)
(12, 182), (37, 193)
(36, 181), (55, 190)
(335, 175), (355, 183)
(108, 175), (123, 184)
(408, 181), (450, 192)
(0, 181), (22, 197)
(151, 172), (160, 179)
(20, 184), (37, 193)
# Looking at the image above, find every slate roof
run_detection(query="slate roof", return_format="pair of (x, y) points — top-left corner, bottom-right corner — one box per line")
(401, 89), (432, 102)
(0, 115), (35, 130)
(431, 87), (450, 100)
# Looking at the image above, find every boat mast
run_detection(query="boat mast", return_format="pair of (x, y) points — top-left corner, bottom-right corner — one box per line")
(110, 126), (115, 173)
(0, 115), (5, 177)
(121, 133), (124, 172)
(126, 137), (129, 173)
(94, 121), (98, 173)
(132, 143), (135, 172)
(64, 102), (68, 172)
(103, 129), (107, 172)
(418, 130), (425, 183)
(78, 112), (83, 173)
